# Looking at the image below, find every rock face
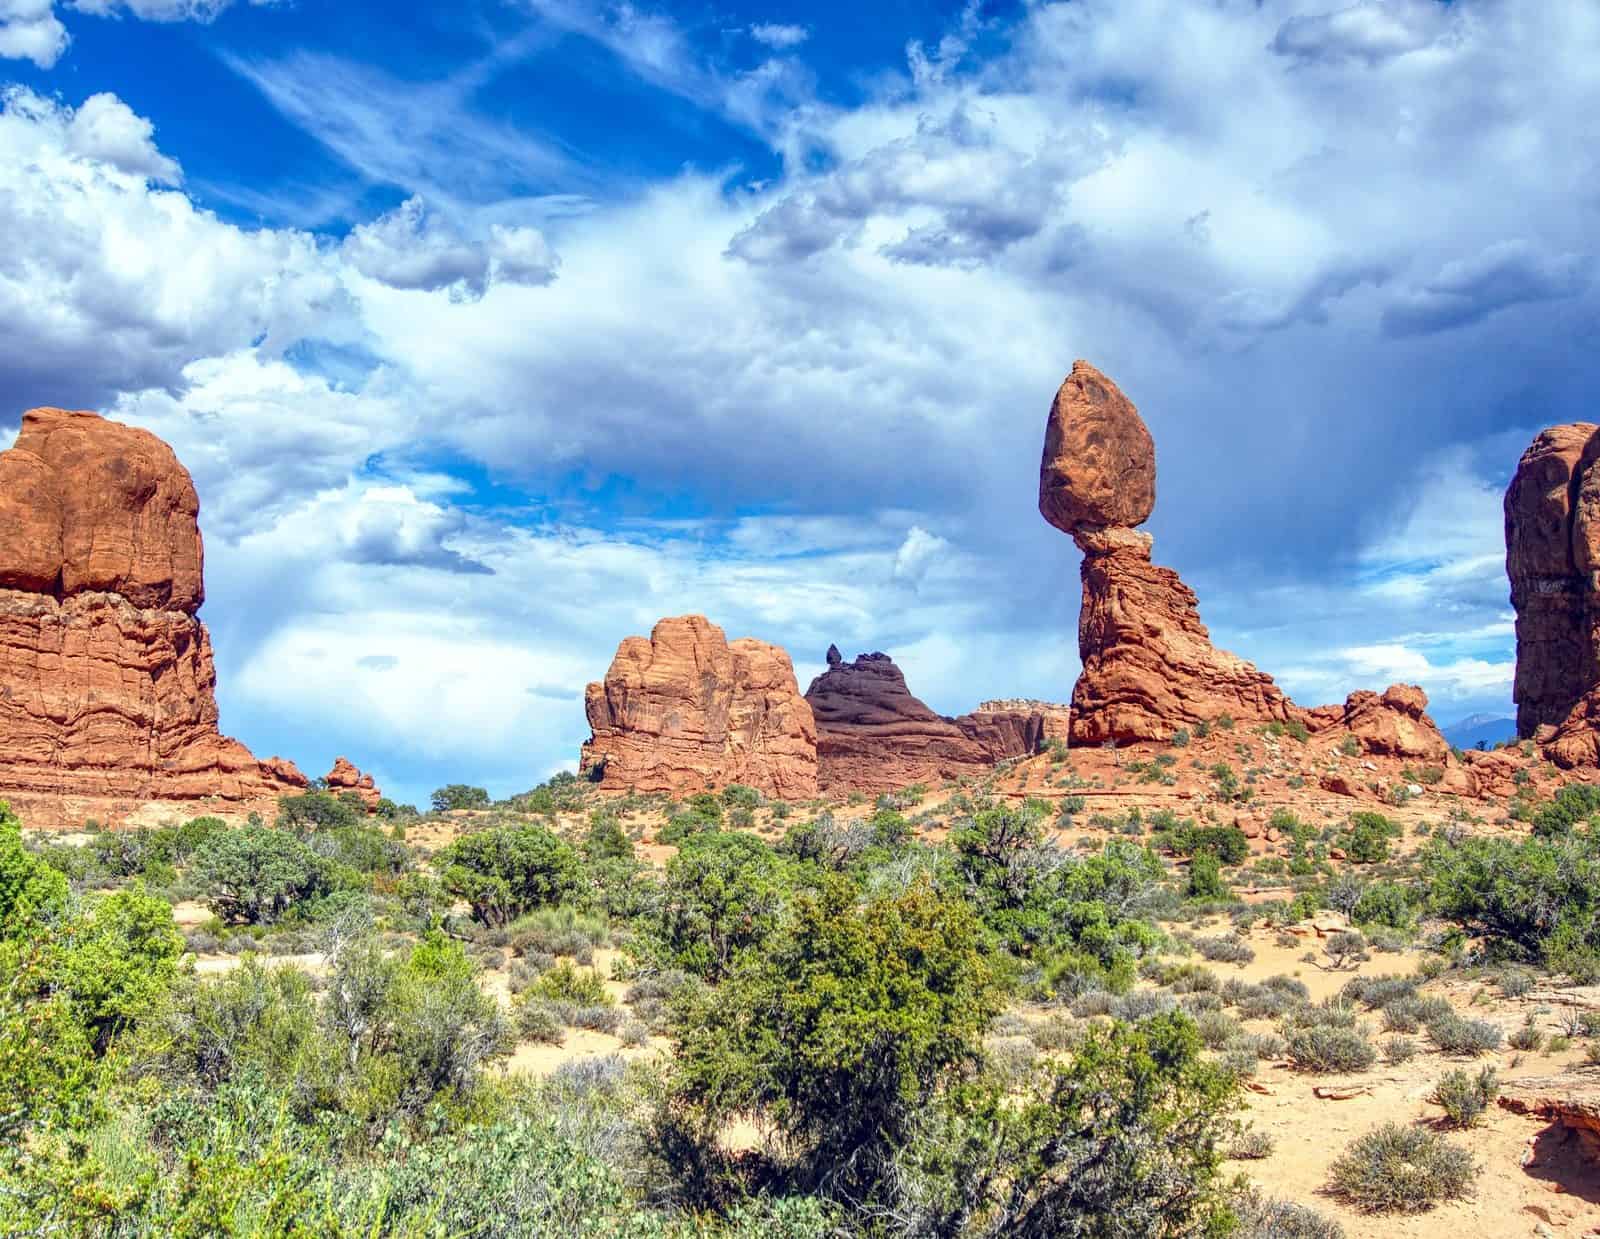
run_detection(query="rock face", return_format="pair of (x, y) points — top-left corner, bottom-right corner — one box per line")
(324, 757), (382, 811)
(0, 407), (306, 826)
(1498, 1070), (1600, 1161)
(1506, 423), (1600, 737)
(1040, 366), (1299, 745)
(581, 615), (817, 799)
(1504, 424), (1600, 769)
(979, 699), (1073, 745)
(805, 651), (1043, 793)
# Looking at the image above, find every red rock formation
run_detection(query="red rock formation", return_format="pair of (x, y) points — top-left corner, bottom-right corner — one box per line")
(1040, 365), (1469, 774)
(0, 407), (305, 827)
(979, 699), (1073, 745)
(324, 756), (382, 811)
(805, 651), (1043, 794)
(1039, 365), (1301, 745)
(1068, 527), (1300, 744)
(1506, 423), (1600, 737)
(581, 615), (817, 799)
(1039, 361), (1156, 532)
(1498, 1071), (1600, 1161)
(1338, 684), (1450, 763)
(1542, 687), (1600, 769)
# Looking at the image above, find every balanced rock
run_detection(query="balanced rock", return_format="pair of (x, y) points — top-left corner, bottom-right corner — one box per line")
(1039, 367), (1301, 745)
(324, 756), (382, 811)
(805, 651), (1043, 793)
(1039, 360), (1156, 535)
(581, 615), (817, 799)
(0, 407), (305, 826)
(1506, 423), (1600, 736)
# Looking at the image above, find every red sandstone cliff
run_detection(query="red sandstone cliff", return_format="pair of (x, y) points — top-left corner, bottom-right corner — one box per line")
(581, 615), (818, 799)
(0, 407), (305, 826)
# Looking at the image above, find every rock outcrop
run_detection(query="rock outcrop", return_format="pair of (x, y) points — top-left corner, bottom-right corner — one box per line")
(1506, 424), (1600, 737)
(1040, 364), (1299, 744)
(806, 651), (1043, 793)
(324, 757), (382, 811)
(1504, 424), (1600, 769)
(581, 615), (817, 799)
(979, 699), (1073, 745)
(1337, 684), (1450, 763)
(0, 407), (306, 827)
(1498, 1069), (1600, 1161)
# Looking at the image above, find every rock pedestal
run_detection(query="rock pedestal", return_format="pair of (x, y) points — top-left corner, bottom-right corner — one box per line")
(1039, 364), (1299, 743)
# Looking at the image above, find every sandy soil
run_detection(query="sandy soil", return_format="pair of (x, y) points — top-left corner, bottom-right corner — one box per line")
(1209, 920), (1600, 1237)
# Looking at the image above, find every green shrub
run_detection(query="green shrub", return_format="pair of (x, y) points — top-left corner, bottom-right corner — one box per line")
(1423, 826), (1600, 967)
(903, 1011), (1243, 1235)
(438, 825), (580, 927)
(0, 807), (68, 940)
(1188, 849), (1229, 900)
(644, 830), (793, 981)
(57, 887), (184, 1050)
(1351, 881), (1417, 930)
(667, 877), (1001, 1207)
(1426, 1013), (1502, 1056)
(1383, 1036), (1418, 1064)
(192, 826), (332, 925)
(1228, 1129), (1274, 1159)
(1286, 1025), (1376, 1073)
(1234, 1193), (1346, 1238)
(1531, 782), (1600, 837)
(1193, 934), (1254, 965)
(528, 960), (611, 1007)
(1340, 974), (1416, 1010)
(1430, 1066), (1497, 1128)
(277, 790), (364, 832)
(430, 784), (491, 812)
(1327, 1123), (1475, 1213)
(514, 999), (563, 1043)
(1343, 812), (1400, 864)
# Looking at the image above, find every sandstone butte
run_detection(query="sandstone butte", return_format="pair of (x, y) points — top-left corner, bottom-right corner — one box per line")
(324, 756), (383, 812)
(1503, 422), (1600, 770)
(0, 406), (307, 828)
(1040, 361), (1461, 767)
(580, 615), (819, 799)
(804, 645), (1048, 795)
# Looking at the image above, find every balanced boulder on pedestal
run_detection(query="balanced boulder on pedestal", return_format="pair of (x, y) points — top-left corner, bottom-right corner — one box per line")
(1039, 362), (1298, 744)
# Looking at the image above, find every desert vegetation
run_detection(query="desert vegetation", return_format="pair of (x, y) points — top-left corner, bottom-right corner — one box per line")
(6, 762), (1600, 1236)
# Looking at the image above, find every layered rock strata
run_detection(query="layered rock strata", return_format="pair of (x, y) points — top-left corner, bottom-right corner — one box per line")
(0, 407), (306, 826)
(581, 615), (817, 799)
(805, 649), (1044, 793)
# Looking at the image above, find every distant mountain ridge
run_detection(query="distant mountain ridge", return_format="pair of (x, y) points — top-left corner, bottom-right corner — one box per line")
(1442, 713), (1518, 751)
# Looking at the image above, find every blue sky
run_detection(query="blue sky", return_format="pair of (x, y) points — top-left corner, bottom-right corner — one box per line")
(2, 0), (1596, 808)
